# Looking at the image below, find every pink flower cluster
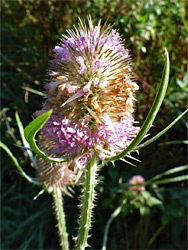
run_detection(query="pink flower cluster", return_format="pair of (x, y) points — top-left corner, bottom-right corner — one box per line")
(42, 114), (137, 164)
(128, 175), (145, 195)
(35, 16), (139, 192)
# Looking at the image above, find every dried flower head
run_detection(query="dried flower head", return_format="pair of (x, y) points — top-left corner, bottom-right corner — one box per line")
(35, 16), (139, 193)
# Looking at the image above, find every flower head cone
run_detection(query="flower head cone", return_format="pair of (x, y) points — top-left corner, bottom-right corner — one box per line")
(35, 16), (139, 194)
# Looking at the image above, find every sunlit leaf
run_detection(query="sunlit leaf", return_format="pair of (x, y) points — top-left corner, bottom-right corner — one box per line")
(147, 196), (162, 207)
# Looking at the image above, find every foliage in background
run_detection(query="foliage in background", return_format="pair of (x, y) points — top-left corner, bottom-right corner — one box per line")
(1, 0), (187, 249)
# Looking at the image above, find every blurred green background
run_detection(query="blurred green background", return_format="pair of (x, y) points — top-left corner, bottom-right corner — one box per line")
(1, 0), (187, 249)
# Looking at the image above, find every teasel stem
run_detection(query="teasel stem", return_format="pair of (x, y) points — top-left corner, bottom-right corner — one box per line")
(53, 187), (69, 250)
(75, 155), (99, 250)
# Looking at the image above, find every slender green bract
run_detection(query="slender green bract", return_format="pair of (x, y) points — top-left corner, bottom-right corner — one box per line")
(15, 111), (37, 168)
(135, 109), (188, 151)
(106, 48), (170, 162)
(53, 187), (69, 250)
(145, 165), (188, 185)
(24, 109), (66, 163)
(147, 175), (188, 185)
(0, 141), (40, 185)
(75, 156), (98, 250)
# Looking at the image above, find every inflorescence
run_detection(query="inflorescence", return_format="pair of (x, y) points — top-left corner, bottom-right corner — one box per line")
(34, 16), (139, 194)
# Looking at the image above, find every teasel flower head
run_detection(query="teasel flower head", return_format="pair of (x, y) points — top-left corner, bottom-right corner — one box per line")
(34, 16), (139, 194)
(128, 175), (145, 195)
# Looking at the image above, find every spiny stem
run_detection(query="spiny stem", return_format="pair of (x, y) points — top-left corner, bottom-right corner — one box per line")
(53, 187), (69, 250)
(75, 155), (99, 250)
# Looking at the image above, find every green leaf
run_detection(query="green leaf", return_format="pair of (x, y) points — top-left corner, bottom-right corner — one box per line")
(24, 109), (66, 163)
(139, 191), (162, 207)
(139, 206), (150, 215)
(147, 196), (162, 207)
(106, 48), (170, 162)
(140, 190), (151, 200)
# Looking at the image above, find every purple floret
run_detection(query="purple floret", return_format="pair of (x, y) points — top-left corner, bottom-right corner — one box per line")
(42, 113), (137, 161)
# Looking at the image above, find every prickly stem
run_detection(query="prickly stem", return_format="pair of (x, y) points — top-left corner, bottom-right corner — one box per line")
(53, 187), (69, 250)
(75, 155), (99, 250)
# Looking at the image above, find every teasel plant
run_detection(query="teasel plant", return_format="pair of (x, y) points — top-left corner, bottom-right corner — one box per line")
(1, 16), (188, 250)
